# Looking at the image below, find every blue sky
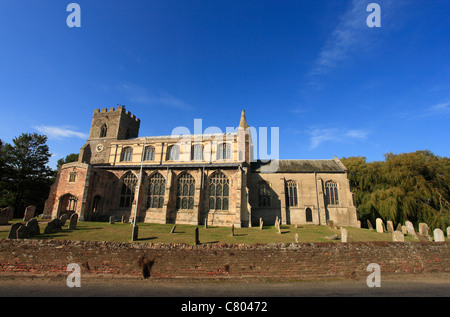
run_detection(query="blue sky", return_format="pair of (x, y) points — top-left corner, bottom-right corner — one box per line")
(0, 0), (449, 168)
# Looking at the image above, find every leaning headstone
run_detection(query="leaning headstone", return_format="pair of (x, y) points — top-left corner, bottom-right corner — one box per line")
(376, 218), (384, 233)
(8, 223), (23, 239)
(386, 221), (394, 233)
(170, 225), (176, 234)
(392, 231), (405, 242)
(325, 234), (339, 240)
(433, 229), (445, 242)
(367, 220), (373, 230)
(277, 222), (281, 234)
(59, 214), (69, 226)
(109, 216), (115, 224)
(405, 221), (417, 238)
(419, 223), (429, 237)
(396, 223), (402, 232)
(341, 228), (348, 243)
(259, 218), (263, 230)
(26, 218), (40, 236)
(23, 205), (36, 222)
(68, 213), (78, 230)
(231, 224), (235, 236)
(16, 225), (30, 239)
(401, 225), (407, 234)
(44, 218), (61, 234)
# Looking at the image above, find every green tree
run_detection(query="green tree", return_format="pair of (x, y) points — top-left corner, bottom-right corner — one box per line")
(57, 153), (79, 168)
(1, 133), (54, 217)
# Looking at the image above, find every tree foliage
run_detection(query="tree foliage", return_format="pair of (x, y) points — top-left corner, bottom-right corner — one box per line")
(0, 133), (54, 217)
(342, 150), (450, 231)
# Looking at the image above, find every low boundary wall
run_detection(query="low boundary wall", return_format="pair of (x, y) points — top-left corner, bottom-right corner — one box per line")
(0, 239), (448, 281)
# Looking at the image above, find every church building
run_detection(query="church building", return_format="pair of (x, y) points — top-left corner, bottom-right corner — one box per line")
(44, 106), (358, 228)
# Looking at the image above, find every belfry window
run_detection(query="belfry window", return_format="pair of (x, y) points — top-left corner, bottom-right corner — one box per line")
(325, 181), (339, 205)
(147, 173), (165, 209)
(99, 124), (107, 138)
(176, 173), (195, 210)
(121, 147), (133, 162)
(120, 172), (137, 208)
(209, 172), (229, 211)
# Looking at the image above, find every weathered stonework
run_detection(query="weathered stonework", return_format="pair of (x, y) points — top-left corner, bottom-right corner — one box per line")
(44, 107), (359, 228)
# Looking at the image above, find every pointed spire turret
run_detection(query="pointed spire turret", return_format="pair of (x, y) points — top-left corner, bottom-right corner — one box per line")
(239, 110), (249, 129)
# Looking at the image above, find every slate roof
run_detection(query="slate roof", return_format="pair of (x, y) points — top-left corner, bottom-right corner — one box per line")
(251, 159), (347, 173)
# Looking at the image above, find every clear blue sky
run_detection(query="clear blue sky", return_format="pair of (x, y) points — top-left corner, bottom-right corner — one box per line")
(1, 0), (449, 168)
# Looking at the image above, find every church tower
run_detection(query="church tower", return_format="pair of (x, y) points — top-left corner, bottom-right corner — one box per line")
(79, 106), (140, 165)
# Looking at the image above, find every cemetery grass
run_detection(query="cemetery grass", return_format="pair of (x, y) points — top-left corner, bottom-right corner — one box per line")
(0, 219), (425, 244)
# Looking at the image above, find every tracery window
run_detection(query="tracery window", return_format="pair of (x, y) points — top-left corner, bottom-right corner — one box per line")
(120, 172), (137, 208)
(325, 181), (339, 205)
(121, 147), (133, 162)
(286, 180), (298, 207)
(258, 181), (271, 207)
(217, 143), (231, 160)
(209, 172), (229, 211)
(147, 173), (165, 208)
(192, 143), (203, 161)
(100, 124), (107, 138)
(143, 146), (155, 161)
(176, 173), (195, 210)
(167, 145), (179, 161)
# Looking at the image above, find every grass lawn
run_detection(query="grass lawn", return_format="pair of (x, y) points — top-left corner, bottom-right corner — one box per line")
(0, 218), (426, 244)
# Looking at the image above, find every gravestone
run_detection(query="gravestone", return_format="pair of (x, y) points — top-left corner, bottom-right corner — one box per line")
(259, 218), (263, 230)
(367, 220), (374, 230)
(231, 224), (235, 236)
(405, 221), (417, 238)
(356, 220), (361, 228)
(386, 221), (394, 233)
(327, 220), (336, 229)
(109, 216), (115, 224)
(0, 207), (14, 225)
(447, 227), (450, 238)
(376, 218), (384, 233)
(59, 214), (69, 226)
(26, 218), (40, 236)
(433, 229), (445, 242)
(396, 223), (402, 232)
(16, 225), (31, 239)
(8, 223), (23, 239)
(204, 218), (208, 228)
(392, 231), (405, 242)
(341, 228), (348, 243)
(23, 205), (36, 222)
(44, 218), (61, 234)
(68, 213), (78, 230)
(277, 222), (281, 234)
(121, 215), (128, 223)
(419, 223), (429, 237)
(170, 225), (176, 233)
(295, 233), (299, 243)
(401, 225), (407, 234)
(194, 227), (199, 245)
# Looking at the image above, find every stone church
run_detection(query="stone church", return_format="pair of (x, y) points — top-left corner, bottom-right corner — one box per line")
(44, 106), (358, 227)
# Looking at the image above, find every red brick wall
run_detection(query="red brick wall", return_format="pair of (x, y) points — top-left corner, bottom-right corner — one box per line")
(0, 239), (448, 280)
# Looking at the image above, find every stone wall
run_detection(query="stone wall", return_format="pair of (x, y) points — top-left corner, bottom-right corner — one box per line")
(0, 239), (448, 281)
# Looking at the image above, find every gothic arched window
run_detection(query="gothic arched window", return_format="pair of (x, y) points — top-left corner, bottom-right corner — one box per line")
(143, 146), (155, 161)
(209, 172), (229, 211)
(286, 180), (298, 207)
(325, 181), (339, 205)
(176, 173), (195, 209)
(147, 173), (165, 208)
(217, 143), (231, 160)
(258, 181), (271, 207)
(121, 147), (133, 162)
(192, 144), (203, 161)
(120, 172), (137, 208)
(167, 145), (179, 161)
